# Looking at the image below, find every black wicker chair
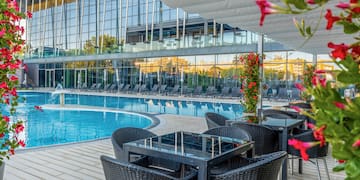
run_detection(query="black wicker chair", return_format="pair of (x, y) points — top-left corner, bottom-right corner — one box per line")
(202, 126), (252, 141)
(111, 127), (156, 162)
(288, 130), (330, 179)
(205, 112), (229, 129)
(230, 122), (279, 156)
(111, 127), (182, 172)
(261, 109), (298, 119)
(101, 155), (198, 180)
(209, 151), (287, 180)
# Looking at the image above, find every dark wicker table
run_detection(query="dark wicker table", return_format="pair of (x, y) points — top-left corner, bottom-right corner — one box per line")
(261, 118), (305, 180)
(123, 131), (254, 180)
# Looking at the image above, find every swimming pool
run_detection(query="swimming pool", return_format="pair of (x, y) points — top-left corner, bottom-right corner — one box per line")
(17, 92), (243, 148)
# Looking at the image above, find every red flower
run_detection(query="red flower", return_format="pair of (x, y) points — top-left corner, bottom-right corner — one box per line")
(334, 101), (346, 109)
(306, 122), (315, 129)
(338, 159), (346, 164)
(9, 76), (18, 81)
(2, 116), (9, 123)
(352, 139), (360, 148)
(351, 45), (360, 58)
(0, 133), (4, 138)
(9, 88), (17, 96)
(314, 125), (326, 147)
(336, 2), (351, 9)
(325, 9), (341, 30)
(288, 139), (317, 160)
(307, 0), (316, 4)
(314, 70), (326, 74)
(0, 82), (9, 90)
(18, 140), (25, 147)
(15, 124), (24, 134)
(328, 42), (349, 60)
(294, 83), (305, 91)
(256, 0), (278, 26)
(26, 11), (32, 18)
(0, 28), (5, 37)
(9, 149), (14, 155)
(34, 105), (43, 112)
(290, 106), (302, 113)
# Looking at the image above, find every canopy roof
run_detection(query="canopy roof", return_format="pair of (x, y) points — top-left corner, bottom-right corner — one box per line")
(161, 0), (353, 54)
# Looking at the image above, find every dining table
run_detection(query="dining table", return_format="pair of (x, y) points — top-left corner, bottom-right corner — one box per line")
(123, 131), (254, 180)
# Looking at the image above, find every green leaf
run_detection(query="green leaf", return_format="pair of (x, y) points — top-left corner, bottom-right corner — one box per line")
(292, 0), (308, 9)
(338, 21), (360, 34)
(333, 163), (346, 172)
(337, 71), (360, 84)
(305, 26), (312, 35)
(346, 158), (360, 179)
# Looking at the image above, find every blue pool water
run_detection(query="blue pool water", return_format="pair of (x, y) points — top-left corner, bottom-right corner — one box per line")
(17, 92), (243, 148)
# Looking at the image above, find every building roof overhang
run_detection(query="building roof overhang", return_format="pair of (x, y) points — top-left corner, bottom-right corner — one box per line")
(161, 0), (354, 54)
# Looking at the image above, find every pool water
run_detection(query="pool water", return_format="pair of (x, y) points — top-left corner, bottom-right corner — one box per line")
(16, 92), (243, 148)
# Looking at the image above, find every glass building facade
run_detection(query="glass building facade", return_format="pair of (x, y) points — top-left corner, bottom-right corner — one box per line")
(20, 0), (336, 95)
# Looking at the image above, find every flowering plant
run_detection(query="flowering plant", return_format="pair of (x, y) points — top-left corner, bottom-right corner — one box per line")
(0, 0), (30, 165)
(299, 64), (315, 101)
(257, 0), (359, 179)
(239, 53), (260, 120)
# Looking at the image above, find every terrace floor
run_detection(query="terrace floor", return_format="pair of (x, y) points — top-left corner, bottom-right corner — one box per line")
(5, 113), (346, 180)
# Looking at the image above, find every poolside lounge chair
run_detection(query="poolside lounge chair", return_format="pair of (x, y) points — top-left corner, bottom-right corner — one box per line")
(169, 85), (179, 95)
(220, 87), (231, 97)
(101, 156), (197, 180)
(107, 84), (117, 92)
(205, 86), (217, 96)
(104, 84), (112, 91)
(209, 151), (287, 180)
(291, 88), (301, 100)
(193, 86), (203, 96)
(120, 84), (130, 92)
(139, 84), (148, 93)
(159, 85), (167, 94)
(205, 112), (229, 129)
(132, 84), (141, 93)
(276, 88), (289, 100)
(231, 87), (242, 98)
(150, 84), (159, 94)
(90, 83), (97, 90)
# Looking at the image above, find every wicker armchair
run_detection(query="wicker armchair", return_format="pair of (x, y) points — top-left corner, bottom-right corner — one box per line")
(230, 122), (279, 156)
(202, 126), (252, 141)
(101, 155), (198, 180)
(209, 151), (287, 180)
(288, 130), (330, 179)
(261, 109), (298, 119)
(111, 127), (156, 162)
(205, 112), (228, 129)
(111, 127), (181, 172)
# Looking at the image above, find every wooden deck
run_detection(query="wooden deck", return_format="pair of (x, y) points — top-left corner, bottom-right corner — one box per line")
(5, 114), (346, 180)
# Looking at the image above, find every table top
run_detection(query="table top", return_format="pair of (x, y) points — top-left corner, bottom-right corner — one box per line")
(261, 117), (304, 131)
(124, 131), (252, 161)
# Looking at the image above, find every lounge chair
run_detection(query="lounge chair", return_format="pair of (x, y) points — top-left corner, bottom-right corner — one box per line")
(120, 84), (130, 92)
(159, 85), (167, 94)
(169, 85), (179, 95)
(193, 86), (203, 96)
(139, 84), (148, 93)
(150, 84), (159, 94)
(231, 87), (242, 98)
(132, 84), (141, 93)
(220, 87), (231, 97)
(205, 86), (217, 96)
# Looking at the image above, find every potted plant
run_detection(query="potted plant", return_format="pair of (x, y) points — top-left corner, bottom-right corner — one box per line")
(257, 0), (360, 179)
(239, 53), (260, 123)
(0, 0), (30, 178)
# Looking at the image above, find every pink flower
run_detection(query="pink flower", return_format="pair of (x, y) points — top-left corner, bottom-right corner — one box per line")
(9, 149), (14, 155)
(328, 42), (349, 60)
(256, 0), (278, 26)
(294, 83), (305, 91)
(9, 88), (17, 96)
(290, 106), (302, 113)
(306, 122), (315, 129)
(334, 101), (346, 109)
(288, 139), (317, 161)
(307, 0), (316, 4)
(0, 28), (5, 37)
(0, 82), (9, 90)
(352, 139), (360, 147)
(26, 11), (32, 18)
(325, 9), (341, 30)
(336, 2), (351, 9)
